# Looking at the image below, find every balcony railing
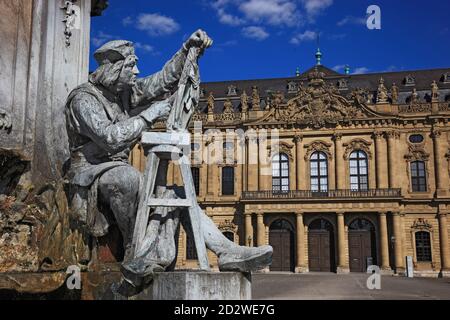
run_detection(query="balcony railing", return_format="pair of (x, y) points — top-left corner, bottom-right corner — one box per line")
(241, 189), (402, 200)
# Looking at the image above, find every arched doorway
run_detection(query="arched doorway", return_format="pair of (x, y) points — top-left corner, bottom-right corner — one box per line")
(269, 219), (295, 272)
(348, 218), (377, 272)
(308, 219), (336, 272)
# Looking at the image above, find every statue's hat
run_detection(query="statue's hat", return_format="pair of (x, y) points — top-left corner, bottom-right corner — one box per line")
(94, 40), (135, 65)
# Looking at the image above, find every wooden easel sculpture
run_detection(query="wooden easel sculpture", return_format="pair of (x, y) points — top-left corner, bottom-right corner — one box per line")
(131, 47), (210, 271)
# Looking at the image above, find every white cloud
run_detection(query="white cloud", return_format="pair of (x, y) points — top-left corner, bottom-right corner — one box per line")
(302, 0), (333, 17)
(122, 16), (133, 26)
(218, 8), (245, 26)
(91, 31), (116, 47)
(290, 30), (317, 45)
(134, 42), (155, 53)
(242, 26), (270, 41)
(239, 0), (300, 27)
(337, 15), (366, 27)
(136, 13), (180, 36)
(352, 67), (370, 75)
(332, 64), (346, 72)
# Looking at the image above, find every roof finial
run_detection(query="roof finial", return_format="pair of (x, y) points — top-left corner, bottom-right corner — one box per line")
(315, 33), (322, 66)
(344, 65), (350, 75)
(296, 67), (300, 77)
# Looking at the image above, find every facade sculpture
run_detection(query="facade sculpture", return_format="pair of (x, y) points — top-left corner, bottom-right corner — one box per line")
(64, 30), (272, 289)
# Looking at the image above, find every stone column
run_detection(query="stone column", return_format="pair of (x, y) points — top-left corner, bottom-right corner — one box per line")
(438, 211), (450, 273)
(245, 213), (254, 247)
(392, 212), (405, 274)
(334, 133), (345, 190)
(247, 134), (259, 191)
(294, 135), (303, 190)
(378, 212), (391, 271)
(257, 213), (265, 246)
(386, 131), (399, 188)
(374, 131), (387, 188)
(432, 129), (449, 197)
(206, 138), (215, 196)
(258, 134), (269, 190)
(241, 138), (247, 192)
(337, 212), (349, 273)
(295, 212), (307, 273)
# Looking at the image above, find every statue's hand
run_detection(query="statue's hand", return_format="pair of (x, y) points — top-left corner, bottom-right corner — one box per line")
(184, 29), (213, 51)
(140, 100), (171, 125)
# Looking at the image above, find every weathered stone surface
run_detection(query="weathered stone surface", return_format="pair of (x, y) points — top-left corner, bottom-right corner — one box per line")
(82, 271), (251, 300)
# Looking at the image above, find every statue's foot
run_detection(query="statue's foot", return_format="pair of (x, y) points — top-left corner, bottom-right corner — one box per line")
(121, 260), (165, 291)
(218, 245), (273, 272)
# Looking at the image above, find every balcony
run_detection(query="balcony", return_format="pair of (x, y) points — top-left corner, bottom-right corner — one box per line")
(241, 189), (402, 201)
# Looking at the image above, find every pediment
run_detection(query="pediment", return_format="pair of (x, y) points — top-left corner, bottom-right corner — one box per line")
(248, 69), (382, 128)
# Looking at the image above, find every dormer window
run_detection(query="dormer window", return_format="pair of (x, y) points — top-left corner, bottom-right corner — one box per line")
(287, 81), (298, 93)
(337, 79), (348, 90)
(404, 75), (416, 86)
(227, 85), (237, 96)
(441, 73), (450, 84)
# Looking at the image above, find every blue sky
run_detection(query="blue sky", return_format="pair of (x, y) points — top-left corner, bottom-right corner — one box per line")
(90, 0), (450, 82)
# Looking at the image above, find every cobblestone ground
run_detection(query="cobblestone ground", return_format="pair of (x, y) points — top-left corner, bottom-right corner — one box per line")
(252, 273), (450, 300)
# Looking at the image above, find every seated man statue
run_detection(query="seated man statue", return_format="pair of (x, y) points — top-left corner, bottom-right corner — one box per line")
(65, 29), (272, 281)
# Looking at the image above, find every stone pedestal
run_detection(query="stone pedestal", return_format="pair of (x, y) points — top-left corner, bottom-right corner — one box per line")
(83, 271), (252, 300)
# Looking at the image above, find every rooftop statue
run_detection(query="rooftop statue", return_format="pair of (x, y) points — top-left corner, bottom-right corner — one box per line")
(64, 29), (272, 291)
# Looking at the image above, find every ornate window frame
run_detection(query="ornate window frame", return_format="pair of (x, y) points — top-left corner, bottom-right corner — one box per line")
(404, 143), (431, 193)
(410, 219), (435, 268)
(303, 141), (332, 191)
(271, 152), (290, 192)
(343, 139), (373, 160)
(218, 219), (239, 244)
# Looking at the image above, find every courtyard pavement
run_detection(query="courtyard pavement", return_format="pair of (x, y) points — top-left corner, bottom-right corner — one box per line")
(252, 273), (450, 300)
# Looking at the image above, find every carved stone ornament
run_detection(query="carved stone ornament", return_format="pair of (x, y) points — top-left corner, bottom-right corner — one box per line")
(191, 108), (207, 122)
(214, 99), (241, 122)
(251, 86), (260, 110)
(431, 81), (439, 100)
(251, 68), (377, 129)
(391, 83), (399, 104)
(304, 141), (333, 161)
(61, 0), (80, 47)
(240, 91), (249, 112)
(207, 92), (215, 114)
(218, 219), (238, 233)
(399, 89), (431, 113)
(411, 218), (432, 231)
(404, 144), (430, 162)
(268, 141), (294, 160)
(343, 139), (373, 160)
(376, 77), (388, 103)
(0, 108), (12, 131)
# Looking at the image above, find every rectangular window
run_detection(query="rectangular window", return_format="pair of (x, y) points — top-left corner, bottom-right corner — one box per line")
(411, 161), (427, 192)
(222, 167), (235, 195)
(191, 167), (200, 196)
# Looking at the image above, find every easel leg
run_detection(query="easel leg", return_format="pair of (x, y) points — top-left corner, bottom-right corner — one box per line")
(132, 151), (160, 258)
(180, 159), (210, 271)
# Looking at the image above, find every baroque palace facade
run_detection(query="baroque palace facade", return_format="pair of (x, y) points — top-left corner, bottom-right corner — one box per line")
(131, 57), (450, 277)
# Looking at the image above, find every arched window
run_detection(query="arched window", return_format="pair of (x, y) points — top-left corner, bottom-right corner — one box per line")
(415, 231), (432, 262)
(310, 152), (328, 192)
(222, 166), (235, 195)
(223, 231), (234, 242)
(272, 153), (290, 192)
(191, 167), (200, 196)
(349, 151), (368, 191)
(186, 232), (197, 260)
(411, 161), (427, 192)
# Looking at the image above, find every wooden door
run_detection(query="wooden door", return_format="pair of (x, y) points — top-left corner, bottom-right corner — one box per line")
(308, 231), (332, 272)
(349, 231), (372, 272)
(269, 229), (293, 271)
